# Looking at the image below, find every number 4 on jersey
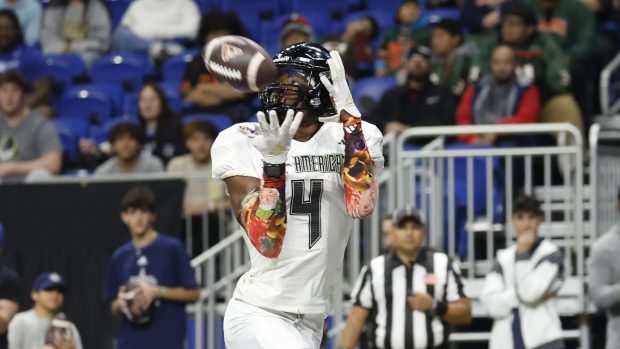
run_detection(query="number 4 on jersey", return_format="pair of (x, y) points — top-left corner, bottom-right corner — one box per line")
(290, 180), (324, 248)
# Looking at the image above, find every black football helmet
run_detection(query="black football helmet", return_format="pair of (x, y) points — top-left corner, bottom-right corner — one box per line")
(259, 42), (337, 121)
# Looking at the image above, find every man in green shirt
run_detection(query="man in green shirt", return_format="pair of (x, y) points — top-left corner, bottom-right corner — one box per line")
(430, 19), (472, 96)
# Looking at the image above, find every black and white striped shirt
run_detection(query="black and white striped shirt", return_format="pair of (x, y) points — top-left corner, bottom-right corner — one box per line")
(351, 248), (466, 349)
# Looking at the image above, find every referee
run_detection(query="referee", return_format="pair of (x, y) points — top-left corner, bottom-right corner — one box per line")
(340, 208), (472, 349)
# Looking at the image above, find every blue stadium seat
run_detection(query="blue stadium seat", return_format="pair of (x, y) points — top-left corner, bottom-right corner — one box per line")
(162, 49), (198, 82)
(44, 54), (87, 93)
(52, 117), (89, 161)
(183, 113), (233, 132)
(91, 54), (145, 93)
(159, 81), (184, 113)
(108, 0), (132, 29)
(426, 7), (461, 23)
(57, 83), (123, 124)
(351, 76), (397, 114)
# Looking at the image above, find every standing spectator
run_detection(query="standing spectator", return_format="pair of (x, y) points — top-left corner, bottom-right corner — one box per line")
(470, 4), (583, 139)
(103, 186), (200, 349)
(0, 72), (61, 182)
(112, 0), (200, 59)
(40, 0), (111, 69)
(370, 45), (457, 138)
(588, 188), (620, 349)
(382, 214), (396, 252)
(0, 222), (19, 349)
(180, 11), (249, 122)
(460, 0), (514, 34)
(93, 123), (163, 176)
(456, 45), (540, 144)
(430, 19), (472, 96)
(481, 195), (565, 349)
(8, 272), (82, 349)
(376, 0), (432, 77)
(0, 0), (41, 46)
(0, 10), (52, 113)
(340, 208), (471, 349)
(137, 82), (185, 166)
(167, 120), (225, 255)
(279, 13), (315, 49)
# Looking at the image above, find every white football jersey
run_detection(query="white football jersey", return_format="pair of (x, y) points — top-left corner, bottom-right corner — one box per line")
(212, 121), (384, 315)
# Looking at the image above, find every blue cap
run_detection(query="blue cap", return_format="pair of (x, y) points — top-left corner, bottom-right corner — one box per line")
(32, 272), (66, 292)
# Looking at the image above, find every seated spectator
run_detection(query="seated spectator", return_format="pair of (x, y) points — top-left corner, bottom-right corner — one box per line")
(104, 186), (199, 348)
(456, 45), (540, 144)
(279, 14), (315, 49)
(522, 0), (595, 122)
(167, 120), (225, 255)
(0, 10), (52, 113)
(470, 4), (583, 139)
(0, 72), (61, 182)
(40, 0), (111, 69)
(0, 0), (41, 46)
(370, 45), (457, 140)
(93, 123), (163, 176)
(137, 82), (185, 165)
(167, 120), (223, 216)
(460, 0), (514, 34)
(112, 0), (200, 60)
(8, 272), (83, 349)
(323, 15), (379, 80)
(181, 11), (249, 122)
(481, 195), (564, 349)
(375, 0), (431, 77)
(430, 19), (472, 96)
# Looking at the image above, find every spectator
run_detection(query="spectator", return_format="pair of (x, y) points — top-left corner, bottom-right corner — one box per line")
(0, 72), (61, 182)
(93, 123), (163, 176)
(375, 0), (431, 77)
(340, 208), (471, 349)
(323, 15), (379, 80)
(370, 45), (457, 139)
(137, 82), (185, 165)
(279, 13), (314, 49)
(167, 120), (225, 255)
(481, 195), (564, 349)
(40, 0), (111, 69)
(522, 0), (595, 123)
(456, 45), (540, 144)
(0, 222), (19, 349)
(430, 19), (472, 96)
(112, 0), (200, 60)
(8, 272), (82, 349)
(588, 187), (620, 349)
(0, 0), (41, 46)
(470, 4), (583, 139)
(460, 0), (514, 34)
(104, 186), (200, 349)
(381, 214), (395, 252)
(0, 10), (52, 113)
(167, 120), (223, 216)
(180, 11), (249, 122)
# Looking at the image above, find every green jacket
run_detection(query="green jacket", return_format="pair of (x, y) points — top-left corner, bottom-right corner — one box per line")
(522, 0), (594, 59)
(377, 26), (432, 74)
(470, 32), (570, 96)
(431, 50), (472, 96)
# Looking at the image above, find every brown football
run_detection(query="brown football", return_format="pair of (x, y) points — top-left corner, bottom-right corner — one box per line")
(202, 35), (278, 93)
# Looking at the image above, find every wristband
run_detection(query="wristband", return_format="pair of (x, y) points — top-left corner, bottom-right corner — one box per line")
(263, 162), (285, 178)
(159, 286), (167, 298)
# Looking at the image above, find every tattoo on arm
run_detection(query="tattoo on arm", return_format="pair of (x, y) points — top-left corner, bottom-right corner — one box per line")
(342, 117), (378, 218)
(238, 163), (287, 258)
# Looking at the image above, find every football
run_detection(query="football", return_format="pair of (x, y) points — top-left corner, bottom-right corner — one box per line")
(203, 35), (278, 93)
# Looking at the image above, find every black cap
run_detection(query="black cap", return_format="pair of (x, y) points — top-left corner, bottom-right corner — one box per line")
(392, 207), (425, 227)
(503, 3), (538, 26)
(408, 45), (432, 61)
(433, 19), (462, 37)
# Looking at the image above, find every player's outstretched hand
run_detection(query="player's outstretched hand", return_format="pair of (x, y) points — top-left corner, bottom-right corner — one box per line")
(319, 51), (361, 123)
(252, 109), (303, 164)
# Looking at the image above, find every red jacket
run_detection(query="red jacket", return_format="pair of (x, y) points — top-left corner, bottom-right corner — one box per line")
(455, 83), (541, 143)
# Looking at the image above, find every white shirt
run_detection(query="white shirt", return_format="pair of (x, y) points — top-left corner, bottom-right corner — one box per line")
(212, 121), (384, 315)
(120, 0), (200, 40)
(8, 309), (83, 349)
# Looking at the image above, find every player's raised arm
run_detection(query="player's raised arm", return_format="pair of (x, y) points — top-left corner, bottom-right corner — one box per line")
(225, 110), (302, 258)
(320, 51), (379, 219)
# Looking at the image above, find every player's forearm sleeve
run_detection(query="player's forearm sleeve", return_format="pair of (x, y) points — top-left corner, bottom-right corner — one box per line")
(342, 117), (378, 218)
(238, 163), (287, 258)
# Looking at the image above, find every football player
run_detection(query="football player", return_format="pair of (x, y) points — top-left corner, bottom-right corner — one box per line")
(212, 42), (384, 349)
